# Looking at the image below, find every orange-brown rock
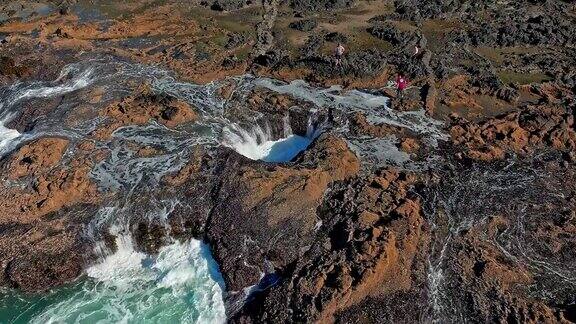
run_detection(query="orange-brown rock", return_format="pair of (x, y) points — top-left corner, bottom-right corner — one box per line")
(245, 90), (297, 114)
(232, 168), (429, 323)
(399, 137), (420, 153)
(450, 103), (576, 161)
(0, 138), (98, 224)
(8, 137), (69, 179)
(93, 91), (197, 139)
(0, 139), (100, 292)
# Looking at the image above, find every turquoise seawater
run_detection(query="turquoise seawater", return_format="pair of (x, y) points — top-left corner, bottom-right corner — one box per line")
(0, 237), (226, 324)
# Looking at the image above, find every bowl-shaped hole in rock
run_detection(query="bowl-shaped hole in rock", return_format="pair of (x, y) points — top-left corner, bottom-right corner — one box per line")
(222, 123), (319, 163)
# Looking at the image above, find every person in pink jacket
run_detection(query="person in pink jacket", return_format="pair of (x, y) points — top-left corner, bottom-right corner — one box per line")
(396, 72), (408, 99)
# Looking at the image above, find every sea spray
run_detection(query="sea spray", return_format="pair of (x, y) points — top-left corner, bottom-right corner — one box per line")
(255, 78), (447, 145)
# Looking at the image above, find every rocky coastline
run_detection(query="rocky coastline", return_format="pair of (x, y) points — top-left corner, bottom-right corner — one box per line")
(0, 0), (575, 322)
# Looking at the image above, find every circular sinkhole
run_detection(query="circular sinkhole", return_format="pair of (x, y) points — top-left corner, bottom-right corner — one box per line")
(222, 116), (323, 163)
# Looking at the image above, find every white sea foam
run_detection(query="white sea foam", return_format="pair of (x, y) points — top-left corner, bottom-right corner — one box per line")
(0, 64), (96, 159)
(31, 235), (226, 324)
(0, 123), (20, 155)
(255, 78), (447, 144)
(11, 67), (94, 103)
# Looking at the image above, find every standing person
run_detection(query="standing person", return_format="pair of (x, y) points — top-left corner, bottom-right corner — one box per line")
(334, 43), (345, 67)
(396, 72), (408, 100)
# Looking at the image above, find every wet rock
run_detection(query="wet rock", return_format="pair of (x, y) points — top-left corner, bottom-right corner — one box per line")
(93, 90), (197, 139)
(6, 96), (64, 133)
(0, 1), (575, 320)
(5, 250), (83, 292)
(0, 204), (97, 292)
(236, 88), (316, 138)
(133, 222), (171, 255)
(349, 112), (406, 138)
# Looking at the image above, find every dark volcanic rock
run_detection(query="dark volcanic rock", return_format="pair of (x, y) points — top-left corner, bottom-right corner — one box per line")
(469, 9), (576, 47)
(225, 32), (246, 49)
(209, 0), (252, 11)
(300, 34), (324, 57)
(206, 135), (360, 292)
(300, 49), (387, 78)
(0, 204), (96, 292)
(289, 18), (318, 32)
(324, 32), (348, 44)
(0, 56), (29, 78)
(341, 49), (387, 77)
(367, 23), (415, 46)
(253, 50), (289, 67)
(290, 0), (356, 12)
(232, 168), (429, 322)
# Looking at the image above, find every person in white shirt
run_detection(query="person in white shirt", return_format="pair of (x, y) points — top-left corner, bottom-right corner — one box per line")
(334, 43), (345, 67)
